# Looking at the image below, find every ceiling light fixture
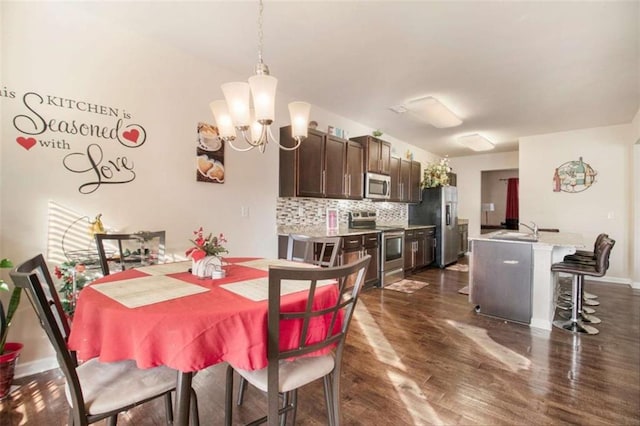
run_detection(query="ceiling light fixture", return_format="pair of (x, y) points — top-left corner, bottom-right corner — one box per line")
(209, 0), (310, 153)
(404, 96), (462, 128)
(458, 133), (495, 151)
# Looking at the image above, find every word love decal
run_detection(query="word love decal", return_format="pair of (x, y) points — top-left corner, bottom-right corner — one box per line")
(3, 86), (147, 194)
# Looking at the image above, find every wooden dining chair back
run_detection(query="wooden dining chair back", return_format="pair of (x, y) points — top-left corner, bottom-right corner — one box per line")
(95, 231), (166, 276)
(10, 254), (198, 426)
(286, 234), (341, 267)
(225, 255), (371, 426)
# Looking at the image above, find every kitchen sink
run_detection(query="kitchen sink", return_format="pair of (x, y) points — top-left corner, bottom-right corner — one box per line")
(490, 231), (538, 242)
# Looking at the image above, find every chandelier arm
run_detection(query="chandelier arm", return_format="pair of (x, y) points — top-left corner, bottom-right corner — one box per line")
(271, 126), (302, 151)
(239, 128), (266, 147)
(225, 138), (257, 152)
(277, 137), (303, 151)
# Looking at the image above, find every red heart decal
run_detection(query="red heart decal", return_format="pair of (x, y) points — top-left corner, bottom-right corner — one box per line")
(17, 136), (37, 150)
(123, 129), (140, 143)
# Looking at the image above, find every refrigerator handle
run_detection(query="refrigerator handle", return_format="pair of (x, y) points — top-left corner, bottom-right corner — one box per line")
(445, 203), (451, 226)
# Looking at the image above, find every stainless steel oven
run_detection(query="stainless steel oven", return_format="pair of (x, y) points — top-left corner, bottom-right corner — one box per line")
(380, 229), (404, 287)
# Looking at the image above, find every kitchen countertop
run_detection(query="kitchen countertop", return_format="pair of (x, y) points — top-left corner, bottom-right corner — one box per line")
(458, 218), (469, 225)
(404, 224), (436, 230)
(278, 223), (435, 237)
(470, 231), (584, 247)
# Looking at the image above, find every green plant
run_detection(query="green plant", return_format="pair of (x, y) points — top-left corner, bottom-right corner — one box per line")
(0, 258), (19, 354)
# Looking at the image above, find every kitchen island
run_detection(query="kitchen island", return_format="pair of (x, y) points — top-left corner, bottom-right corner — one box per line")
(469, 231), (584, 330)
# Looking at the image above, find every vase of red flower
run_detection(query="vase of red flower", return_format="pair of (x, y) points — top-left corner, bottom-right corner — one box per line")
(186, 227), (228, 278)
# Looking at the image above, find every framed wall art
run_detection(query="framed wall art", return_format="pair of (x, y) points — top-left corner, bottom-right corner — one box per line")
(196, 122), (225, 184)
(553, 157), (596, 193)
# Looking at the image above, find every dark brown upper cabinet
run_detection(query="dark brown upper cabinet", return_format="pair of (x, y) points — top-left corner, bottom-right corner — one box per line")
(279, 126), (363, 199)
(389, 157), (421, 203)
(351, 136), (391, 175)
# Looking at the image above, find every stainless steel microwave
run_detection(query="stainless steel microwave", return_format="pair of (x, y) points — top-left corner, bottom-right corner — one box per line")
(365, 172), (391, 200)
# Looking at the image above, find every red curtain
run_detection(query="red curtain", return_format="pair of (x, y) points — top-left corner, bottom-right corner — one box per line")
(505, 178), (519, 229)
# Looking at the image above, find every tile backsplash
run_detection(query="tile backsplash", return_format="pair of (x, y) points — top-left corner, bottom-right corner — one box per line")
(277, 198), (407, 227)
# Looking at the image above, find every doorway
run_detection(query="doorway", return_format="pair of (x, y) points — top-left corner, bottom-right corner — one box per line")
(480, 169), (519, 234)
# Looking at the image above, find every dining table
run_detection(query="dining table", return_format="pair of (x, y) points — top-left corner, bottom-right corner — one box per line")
(67, 257), (341, 426)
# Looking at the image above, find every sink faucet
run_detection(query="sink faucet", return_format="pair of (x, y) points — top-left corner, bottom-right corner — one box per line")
(520, 221), (539, 237)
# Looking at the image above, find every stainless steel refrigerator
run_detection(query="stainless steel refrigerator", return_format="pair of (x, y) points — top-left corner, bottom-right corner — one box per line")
(408, 186), (459, 268)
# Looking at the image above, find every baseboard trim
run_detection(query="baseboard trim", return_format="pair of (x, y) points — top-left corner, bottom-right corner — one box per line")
(587, 276), (632, 286)
(14, 356), (58, 379)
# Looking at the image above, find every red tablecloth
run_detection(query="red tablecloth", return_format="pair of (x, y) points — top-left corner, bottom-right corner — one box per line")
(68, 258), (340, 372)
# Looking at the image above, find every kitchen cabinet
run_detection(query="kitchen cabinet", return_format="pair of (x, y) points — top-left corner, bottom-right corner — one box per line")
(279, 126), (363, 199)
(458, 223), (468, 256)
(340, 233), (379, 289)
(390, 157), (421, 203)
(344, 140), (364, 199)
(410, 160), (422, 202)
(351, 136), (391, 175)
(405, 227), (435, 273)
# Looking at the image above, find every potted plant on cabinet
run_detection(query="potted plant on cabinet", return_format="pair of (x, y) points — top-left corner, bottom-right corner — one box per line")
(0, 258), (23, 400)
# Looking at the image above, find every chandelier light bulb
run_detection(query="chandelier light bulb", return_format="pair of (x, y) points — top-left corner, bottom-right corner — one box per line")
(221, 82), (251, 127)
(248, 74), (277, 122)
(289, 102), (311, 139)
(209, 100), (236, 138)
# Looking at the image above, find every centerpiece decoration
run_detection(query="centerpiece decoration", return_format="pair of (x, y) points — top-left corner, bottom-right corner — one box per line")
(421, 157), (452, 188)
(186, 227), (228, 278)
(54, 261), (92, 317)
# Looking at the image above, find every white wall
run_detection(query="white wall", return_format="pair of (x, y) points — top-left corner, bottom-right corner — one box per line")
(0, 2), (437, 374)
(449, 152), (519, 238)
(519, 124), (633, 283)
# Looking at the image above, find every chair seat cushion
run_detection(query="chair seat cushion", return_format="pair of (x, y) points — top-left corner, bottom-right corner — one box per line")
(234, 354), (335, 393)
(65, 358), (177, 415)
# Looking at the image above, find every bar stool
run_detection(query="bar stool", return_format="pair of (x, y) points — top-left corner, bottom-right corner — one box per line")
(551, 237), (615, 335)
(563, 233), (608, 301)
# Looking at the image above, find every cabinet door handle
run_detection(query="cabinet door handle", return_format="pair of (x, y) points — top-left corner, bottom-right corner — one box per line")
(322, 170), (326, 193)
(344, 175), (348, 196)
(348, 175), (352, 196)
(503, 260), (519, 265)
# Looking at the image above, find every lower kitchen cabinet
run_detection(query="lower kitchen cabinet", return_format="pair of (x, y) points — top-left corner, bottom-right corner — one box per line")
(405, 227), (435, 273)
(340, 233), (379, 289)
(279, 233), (379, 289)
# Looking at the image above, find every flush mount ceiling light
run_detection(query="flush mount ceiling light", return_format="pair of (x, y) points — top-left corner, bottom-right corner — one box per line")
(209, 0), (310, 153)
(458, 133), (495, 151)
(403, 96), (462, 128)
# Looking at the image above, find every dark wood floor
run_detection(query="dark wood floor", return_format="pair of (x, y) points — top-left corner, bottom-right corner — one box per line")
(2, 258), (639, 425)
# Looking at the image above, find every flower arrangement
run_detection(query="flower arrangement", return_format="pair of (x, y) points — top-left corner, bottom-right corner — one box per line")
(54, 261), (92, 316)
(421, 157), (452, 188)
(186, 227), (228, 261)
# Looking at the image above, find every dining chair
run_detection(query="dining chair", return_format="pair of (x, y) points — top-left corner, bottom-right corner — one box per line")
(286, 234), (341, 267)
(225, 255), (371, 426)
(10, 254), (199, 426)
(95, 231), (166, 276)
(235, 234), (343, 407)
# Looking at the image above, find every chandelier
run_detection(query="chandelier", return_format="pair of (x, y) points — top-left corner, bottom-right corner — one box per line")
(209, 0), (310, 153)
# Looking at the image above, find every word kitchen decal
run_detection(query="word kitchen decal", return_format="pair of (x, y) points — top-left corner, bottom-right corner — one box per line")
(2, 85), (147, 194)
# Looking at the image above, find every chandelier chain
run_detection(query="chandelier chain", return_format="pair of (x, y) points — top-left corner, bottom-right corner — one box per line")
(257, 0), (264, 65)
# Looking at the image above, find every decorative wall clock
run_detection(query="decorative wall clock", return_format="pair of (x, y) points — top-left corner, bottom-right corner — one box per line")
(553, 157), (596, 193)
